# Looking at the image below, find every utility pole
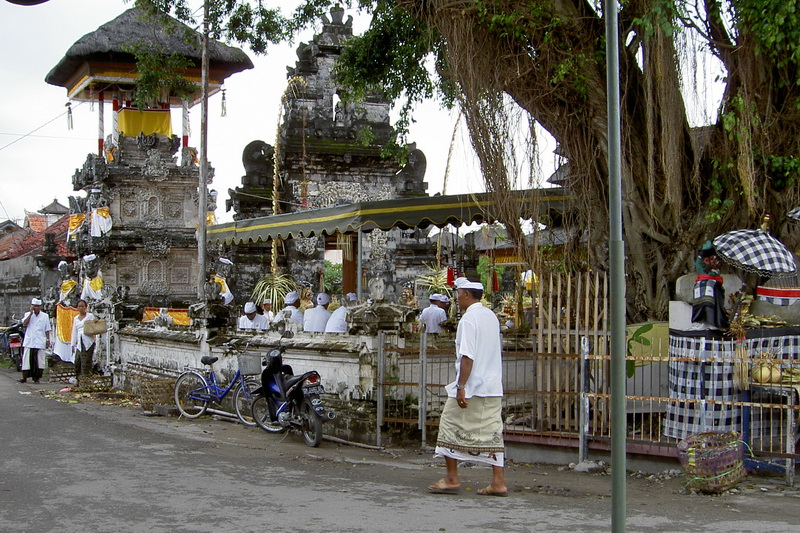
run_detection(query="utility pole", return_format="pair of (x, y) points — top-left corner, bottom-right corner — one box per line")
(197, 0), (209, 300)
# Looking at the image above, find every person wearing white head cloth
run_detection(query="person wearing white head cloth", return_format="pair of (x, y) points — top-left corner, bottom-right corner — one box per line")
(428, 278), (506, 497)
(238, 301), (269, 330)
(273, 290), (304, 325)
(304, 293), (333, 332)
(20, 297), (51, 383)
(419, 293), (447, 334)
(324, 293), (357, 333)
(260, 298), (274, 322)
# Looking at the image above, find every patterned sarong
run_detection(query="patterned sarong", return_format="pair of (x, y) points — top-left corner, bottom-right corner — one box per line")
(434, 396), (505, 467)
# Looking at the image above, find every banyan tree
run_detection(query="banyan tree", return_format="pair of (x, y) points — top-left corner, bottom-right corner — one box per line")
(138, 0), (800, 321)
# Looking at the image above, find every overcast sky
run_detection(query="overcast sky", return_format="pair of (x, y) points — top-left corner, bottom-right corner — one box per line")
(0, 0), (510, 225)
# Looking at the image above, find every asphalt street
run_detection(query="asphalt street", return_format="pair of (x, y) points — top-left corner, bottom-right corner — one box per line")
(1, 369), (799, 532)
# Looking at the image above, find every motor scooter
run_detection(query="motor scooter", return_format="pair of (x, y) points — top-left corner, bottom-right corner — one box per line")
(1, 321), (24, 372)
(250, 334), (335, 447)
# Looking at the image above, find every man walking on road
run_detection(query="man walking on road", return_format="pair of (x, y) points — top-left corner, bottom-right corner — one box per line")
(20, 297), (51, 383)
(428, 277), (506, 497)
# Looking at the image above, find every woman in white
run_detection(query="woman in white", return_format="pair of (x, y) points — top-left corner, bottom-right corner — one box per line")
(71, 299), (97, 378)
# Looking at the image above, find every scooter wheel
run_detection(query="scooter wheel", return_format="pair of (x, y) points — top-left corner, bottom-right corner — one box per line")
(252, 396), (285, 434)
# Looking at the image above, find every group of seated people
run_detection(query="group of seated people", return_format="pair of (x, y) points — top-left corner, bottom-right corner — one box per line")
(238, 290), (358, 334)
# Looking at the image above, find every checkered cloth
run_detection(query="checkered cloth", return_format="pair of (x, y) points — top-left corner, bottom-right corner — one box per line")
(713, 229), (797, 278)
(663, 329), (800, 440)
(664, 334), (743, 440)
(789, 206), (800, 222)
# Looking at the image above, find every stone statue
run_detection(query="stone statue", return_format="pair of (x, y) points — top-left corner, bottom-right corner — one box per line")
(241, 140), (274, 188)
(80, 253), (104, 302)
(398, 143), (427, 184)
(57, 260), (79, 307)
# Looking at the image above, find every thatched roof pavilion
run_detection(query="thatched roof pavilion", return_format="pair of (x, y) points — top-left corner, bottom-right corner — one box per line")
(45, 7), (253, 106)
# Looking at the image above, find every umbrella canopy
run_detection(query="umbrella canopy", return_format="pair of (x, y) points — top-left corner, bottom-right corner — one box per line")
(713, 229), (797, 278)
(788, 206), (800, 222)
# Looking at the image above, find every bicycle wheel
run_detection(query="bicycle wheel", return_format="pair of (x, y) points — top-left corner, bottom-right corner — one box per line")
(174, 371), (209, 418)
(252, 395), (285, 434)
(301, 397), (323, 447)
(233, 377), (259, 427)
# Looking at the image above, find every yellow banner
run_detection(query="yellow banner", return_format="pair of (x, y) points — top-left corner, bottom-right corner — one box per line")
(118, 108), (173, 137)
(56, 304), (78, 343)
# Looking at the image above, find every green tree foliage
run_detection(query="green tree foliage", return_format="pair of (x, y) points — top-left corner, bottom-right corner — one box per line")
(139, 0), (800, 321)
(323, 260), (342, 292)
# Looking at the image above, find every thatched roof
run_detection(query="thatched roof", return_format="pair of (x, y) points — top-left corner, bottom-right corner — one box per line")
(45, 7), (253, 89)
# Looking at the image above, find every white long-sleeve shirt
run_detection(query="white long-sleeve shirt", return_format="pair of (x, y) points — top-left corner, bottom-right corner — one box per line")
(71, 312), (97, 352)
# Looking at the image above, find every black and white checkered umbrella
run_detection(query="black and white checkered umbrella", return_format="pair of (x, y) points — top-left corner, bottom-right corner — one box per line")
(713, 229), (797, 278)
(789, 206), (800, 222)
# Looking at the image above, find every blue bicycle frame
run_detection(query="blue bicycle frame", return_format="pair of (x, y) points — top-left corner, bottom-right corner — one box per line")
(190, 368), (243, 403)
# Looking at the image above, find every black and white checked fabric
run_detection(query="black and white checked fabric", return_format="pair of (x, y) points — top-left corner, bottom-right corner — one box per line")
(746, 328), (800, 359)
(789, 206), (800, 222)
(663, 329), (800, 440)
(713, 229), (797, 278)
(664, 334), (742, 440)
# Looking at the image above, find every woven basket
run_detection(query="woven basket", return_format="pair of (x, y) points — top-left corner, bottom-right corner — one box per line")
(140, 378), (175, 411)
(677, 430), (745, 493)
(75, 374), (113, 393)
(237, 353), (263, 376)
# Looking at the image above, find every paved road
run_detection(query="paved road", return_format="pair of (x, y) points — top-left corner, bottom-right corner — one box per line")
(0, 370), (798, 532)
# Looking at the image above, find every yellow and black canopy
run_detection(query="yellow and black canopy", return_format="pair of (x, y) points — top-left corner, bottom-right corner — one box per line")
(207, 188), (571, 245)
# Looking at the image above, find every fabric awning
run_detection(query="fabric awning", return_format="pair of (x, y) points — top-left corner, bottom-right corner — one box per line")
(207, 188), (572, 245)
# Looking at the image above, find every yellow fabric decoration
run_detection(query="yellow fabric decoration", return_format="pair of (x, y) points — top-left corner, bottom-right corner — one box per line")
(206, 212), (216, 226)
(68, 214), (86, 235)
(142, 307), (191, 326)
(89, 276), (104, 291)
(56, 304), (79, 343)
(97, 207), (110, 218)
(104, 145), (116, 162)
(118, 108), (173, 137)
(61, 280), (78, 293)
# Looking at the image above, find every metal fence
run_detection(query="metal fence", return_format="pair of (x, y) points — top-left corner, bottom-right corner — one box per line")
(375, 271), (799, 483)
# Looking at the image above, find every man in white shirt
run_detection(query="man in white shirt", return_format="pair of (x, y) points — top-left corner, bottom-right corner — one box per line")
(20, 297), (51, 383)
(304, 293), (332, 332)
(428, 277), (506, 497)
(272, 291), (304, 325)
(260, 299), (275, 322)
(419, 293), (447, 333)
(325, 292), (357, 333)
(238, 301), (269, 330)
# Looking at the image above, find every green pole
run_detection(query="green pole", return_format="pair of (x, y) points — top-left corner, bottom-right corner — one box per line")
(605, 0), (627, 531)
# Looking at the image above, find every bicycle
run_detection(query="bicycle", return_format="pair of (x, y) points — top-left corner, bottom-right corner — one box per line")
(173, 341), (262, 426)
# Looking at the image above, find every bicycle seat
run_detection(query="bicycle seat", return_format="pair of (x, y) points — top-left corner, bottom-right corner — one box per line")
(201, 355), (218, 366)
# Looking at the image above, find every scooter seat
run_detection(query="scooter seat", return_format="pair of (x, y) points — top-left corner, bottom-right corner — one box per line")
(200, 355), (218, 366)
(283, 374), (306, 389)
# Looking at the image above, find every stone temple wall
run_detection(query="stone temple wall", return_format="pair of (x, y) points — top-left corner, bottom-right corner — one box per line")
(115, 328), (384, 445)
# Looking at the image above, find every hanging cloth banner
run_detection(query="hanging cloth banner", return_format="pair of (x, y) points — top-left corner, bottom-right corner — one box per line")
(117, 108), (172, 137)
(56, 303), (79, 343)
